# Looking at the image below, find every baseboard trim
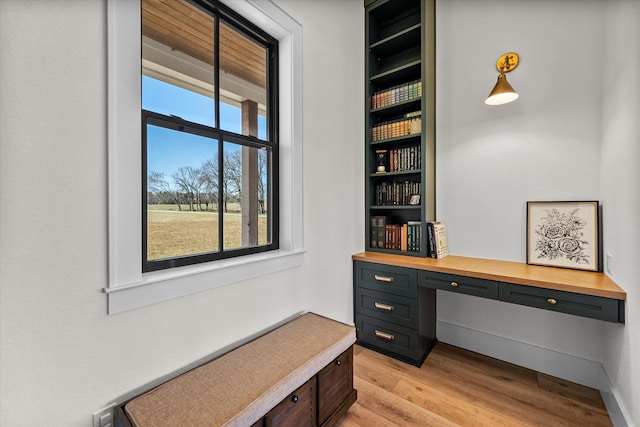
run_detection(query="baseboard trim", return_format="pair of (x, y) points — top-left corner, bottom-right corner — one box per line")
(436, 321), (630, 427)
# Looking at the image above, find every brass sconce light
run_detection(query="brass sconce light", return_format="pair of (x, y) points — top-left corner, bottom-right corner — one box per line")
(485, 52), (519, 105)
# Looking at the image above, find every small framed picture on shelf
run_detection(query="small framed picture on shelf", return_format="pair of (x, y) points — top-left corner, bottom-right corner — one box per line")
(409, 194), (420, 205)
(375, 149), (387, 173)
(526, 201), (599, 271)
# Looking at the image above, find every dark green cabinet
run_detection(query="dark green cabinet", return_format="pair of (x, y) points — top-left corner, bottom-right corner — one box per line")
(365, 0), (435, 256)
(353, 261), (436, 366)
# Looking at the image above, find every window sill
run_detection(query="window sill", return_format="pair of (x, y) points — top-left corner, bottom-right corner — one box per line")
(105, 249), (306, 314)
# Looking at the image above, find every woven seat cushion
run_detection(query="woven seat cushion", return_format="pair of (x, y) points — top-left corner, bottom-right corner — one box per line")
(124, 312), (356, 427)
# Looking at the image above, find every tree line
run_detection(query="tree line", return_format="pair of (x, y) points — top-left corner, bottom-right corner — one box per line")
(147, 150), (267, 213)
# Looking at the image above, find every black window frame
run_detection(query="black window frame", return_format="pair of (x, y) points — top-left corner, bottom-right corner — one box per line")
(142, 0), (279, 273)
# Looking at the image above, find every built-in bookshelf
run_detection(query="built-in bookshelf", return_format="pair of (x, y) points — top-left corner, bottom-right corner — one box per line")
(365, 0), (435, 257)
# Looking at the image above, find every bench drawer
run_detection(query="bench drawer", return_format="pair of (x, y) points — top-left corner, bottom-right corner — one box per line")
(317, 347), (356, 426)
(499, 283), (620, 322)
(355, 287), (417, 328)
(265, 376), (316, 427)
(354, 261), (417, 298)
(418, 270), (499, 299)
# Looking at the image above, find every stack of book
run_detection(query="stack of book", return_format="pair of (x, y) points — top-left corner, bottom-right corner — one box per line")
(371, 80), (422, 109)
(386, 145), (421, 172)
(370, 216), (422, 252)
(374, 181), (420, 206)
(371, 111), (422, 141)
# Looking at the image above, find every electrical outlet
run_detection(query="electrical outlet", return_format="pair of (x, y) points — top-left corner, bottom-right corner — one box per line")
(93, 403), (116, 427)
(606, 253), (613, 275)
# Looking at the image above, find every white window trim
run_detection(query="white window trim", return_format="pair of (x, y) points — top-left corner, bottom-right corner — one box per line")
(106, 0), (304, 314)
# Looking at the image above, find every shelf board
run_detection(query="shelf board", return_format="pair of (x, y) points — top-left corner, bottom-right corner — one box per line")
(370, 133), (421, 146)
(369, 59), (421, 87)
(365, 247), (425, 257)
(370, 170), (421, 178)
(371, 98), (421, 118)
(370, 23), (421, 58)
(369, 205), (421, 210)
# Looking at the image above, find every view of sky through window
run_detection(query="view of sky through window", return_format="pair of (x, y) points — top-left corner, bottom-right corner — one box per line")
(143, 75), (266, 185)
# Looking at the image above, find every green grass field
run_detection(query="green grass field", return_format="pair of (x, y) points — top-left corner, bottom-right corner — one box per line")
(147, 207), (268, 260)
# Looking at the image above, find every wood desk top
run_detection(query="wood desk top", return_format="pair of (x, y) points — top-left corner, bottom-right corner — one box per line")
(352, 252), (626, 300)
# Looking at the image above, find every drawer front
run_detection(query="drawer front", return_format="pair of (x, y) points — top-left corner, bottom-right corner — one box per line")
(499, 283), (620, 322)
(418, 270), (499, 299)
(265, 377), (316, 427)
(355, 287), (417, 328)
(354, 261), (417, 298)
(317, 347), (354, 425)
(355, 314), (420, 362)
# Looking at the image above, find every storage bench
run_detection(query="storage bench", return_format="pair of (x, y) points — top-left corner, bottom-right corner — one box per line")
(114, 312), (357, 427)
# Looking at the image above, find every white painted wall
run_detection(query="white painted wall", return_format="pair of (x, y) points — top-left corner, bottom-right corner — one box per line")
(0, 0), (362, 425)
(436, 0), (638, 423)
(601, 1), (640, 423)
(1, 0), (638, 426)
(436, 0), (606, 361)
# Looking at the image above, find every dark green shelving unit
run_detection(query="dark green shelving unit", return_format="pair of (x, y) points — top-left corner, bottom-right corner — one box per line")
(365, 0), (435, 256)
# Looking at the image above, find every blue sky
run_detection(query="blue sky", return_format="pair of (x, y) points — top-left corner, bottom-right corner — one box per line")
(143, 76), (266, 184)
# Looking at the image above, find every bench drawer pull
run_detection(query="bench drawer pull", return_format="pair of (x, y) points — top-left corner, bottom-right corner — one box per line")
(291, 395), (299, 403)
(374, 302), (395, 311)
(374, 274), (394, 283)
(547, 298), (557, 305)
(451, 282), (459, 288)
(374, 330), (395, 341)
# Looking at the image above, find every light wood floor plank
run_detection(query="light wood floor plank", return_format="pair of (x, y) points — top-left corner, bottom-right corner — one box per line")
(350, 375), (459, 427)
(342, 343), (612, 427)
(392, 376), (524, 427)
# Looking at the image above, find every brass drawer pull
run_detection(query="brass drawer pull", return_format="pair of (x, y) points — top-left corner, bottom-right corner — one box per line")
(374, 330), (395, 341)
(374, 274), (394, 283)
(451, 282), (459, 287)
(547, 298), (557, 305)
(374, 302), (395, 311)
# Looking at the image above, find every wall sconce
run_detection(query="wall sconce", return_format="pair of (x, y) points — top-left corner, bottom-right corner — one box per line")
(485, 52), (519, 105)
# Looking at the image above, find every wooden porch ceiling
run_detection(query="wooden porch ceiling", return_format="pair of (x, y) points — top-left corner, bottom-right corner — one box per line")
(141, 0), (267, 89)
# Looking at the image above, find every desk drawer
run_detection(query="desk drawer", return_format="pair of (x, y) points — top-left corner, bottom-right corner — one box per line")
(418, 270), (499, 299)
(355, 287), (417, 328)
(355, 314), (420, 363)
(354, 261), (416, 298)
(499, 283), (620, 322)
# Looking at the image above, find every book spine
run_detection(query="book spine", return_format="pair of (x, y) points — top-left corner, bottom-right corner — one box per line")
(427, 222), (436, 258)
(370, 216), (378, 248)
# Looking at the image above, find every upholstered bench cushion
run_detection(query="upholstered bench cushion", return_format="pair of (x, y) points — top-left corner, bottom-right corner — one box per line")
(124, 312), (356, 427)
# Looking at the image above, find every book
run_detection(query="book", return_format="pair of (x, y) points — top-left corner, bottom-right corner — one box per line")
(401, 223), (408, 251)
(370, 216), (378, 248)
(407, 221), (421, 252)
(432, 222), (448, 259)
(375, 216), (386, 248)
(426, 221), (437, 257)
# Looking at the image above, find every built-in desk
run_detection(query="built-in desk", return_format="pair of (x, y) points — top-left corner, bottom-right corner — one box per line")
(352, 252), (626, 366)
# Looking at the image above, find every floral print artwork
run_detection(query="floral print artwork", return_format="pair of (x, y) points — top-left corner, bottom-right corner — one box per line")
(534, 208), (589, 264)
(527, 201), (599, 271)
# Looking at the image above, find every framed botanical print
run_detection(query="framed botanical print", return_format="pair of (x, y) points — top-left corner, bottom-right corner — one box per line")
(527, 201), (599, 271)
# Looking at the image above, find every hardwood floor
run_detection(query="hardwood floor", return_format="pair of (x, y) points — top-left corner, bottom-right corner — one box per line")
(336, 343), (612, 427)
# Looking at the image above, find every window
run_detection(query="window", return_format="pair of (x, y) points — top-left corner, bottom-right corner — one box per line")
(141, 0), (278, 272)
(107, 0), (303, 314)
